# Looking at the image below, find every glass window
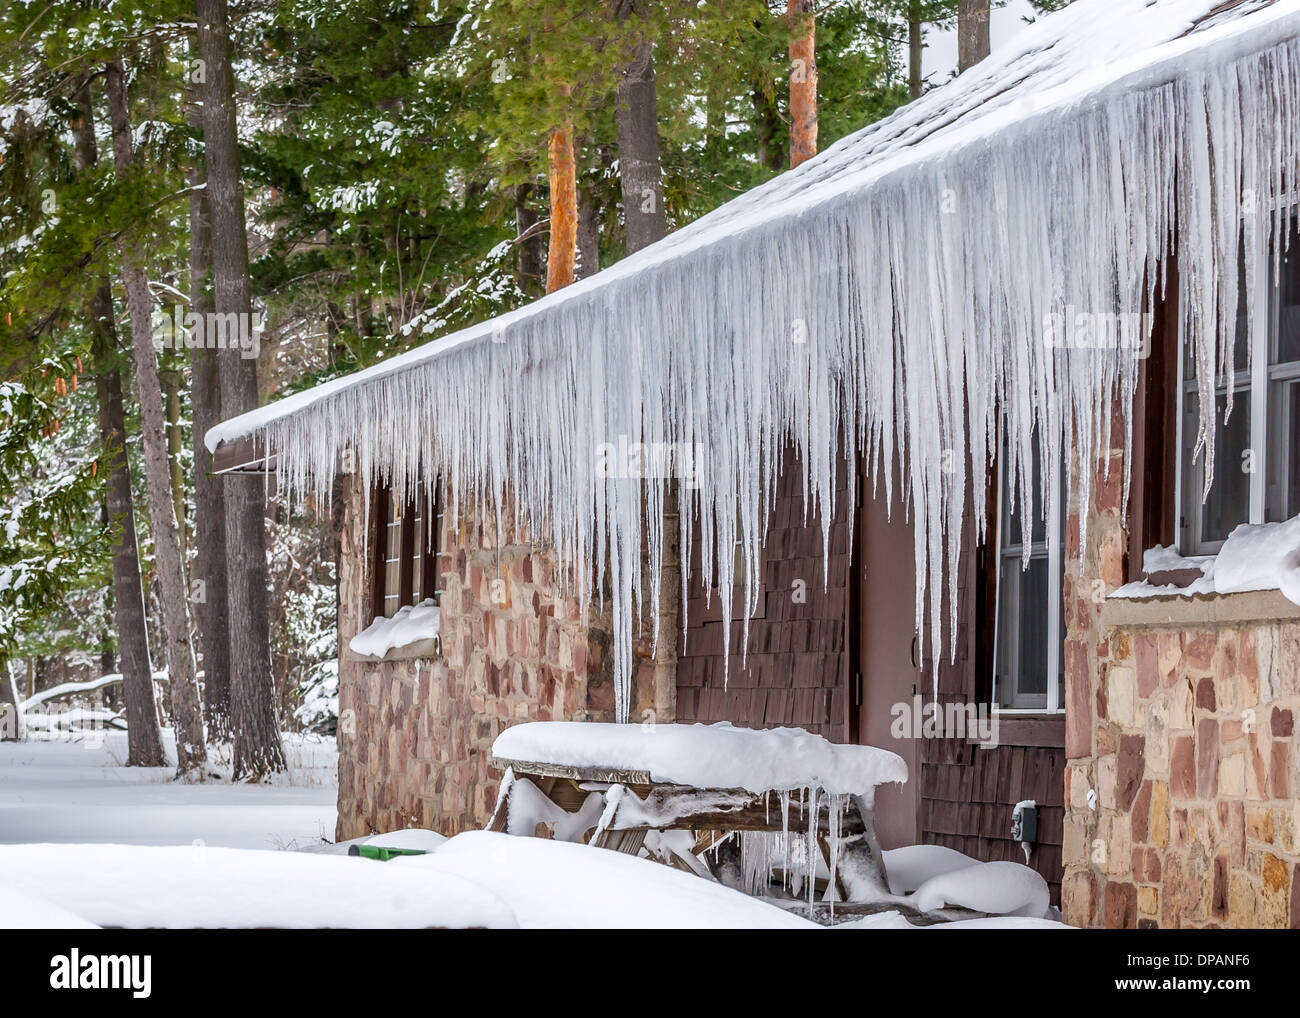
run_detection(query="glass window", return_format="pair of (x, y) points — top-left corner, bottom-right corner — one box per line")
(1180, 215), (1300, 549)
(382, 490), (404, 619)
(376, 486), (441, 620)
(994, 438), (1065, 712)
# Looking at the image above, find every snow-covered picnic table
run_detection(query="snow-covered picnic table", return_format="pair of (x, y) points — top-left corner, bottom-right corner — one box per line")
(488, 721), (908, 903)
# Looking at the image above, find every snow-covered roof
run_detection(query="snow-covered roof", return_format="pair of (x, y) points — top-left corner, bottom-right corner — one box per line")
(207, 0), (1287, 456)
(207, 0), (1300, 719)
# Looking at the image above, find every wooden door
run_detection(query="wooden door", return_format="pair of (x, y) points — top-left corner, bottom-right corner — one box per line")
(852, 461), (922, 849)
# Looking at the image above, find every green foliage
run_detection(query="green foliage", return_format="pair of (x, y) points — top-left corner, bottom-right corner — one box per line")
(0, 378), (111, 672)
(0, 0), (986, 701)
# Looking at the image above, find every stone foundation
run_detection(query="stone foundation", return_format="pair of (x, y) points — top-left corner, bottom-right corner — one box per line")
(1062, 442), (1300, 928)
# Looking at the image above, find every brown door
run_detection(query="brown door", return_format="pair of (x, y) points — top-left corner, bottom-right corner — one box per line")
(853, 462), (921, 849)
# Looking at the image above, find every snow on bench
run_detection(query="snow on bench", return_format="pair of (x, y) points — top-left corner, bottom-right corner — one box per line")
(491, 720), (908, 796)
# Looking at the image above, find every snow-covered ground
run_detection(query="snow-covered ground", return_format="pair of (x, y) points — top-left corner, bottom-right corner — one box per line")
(0, 731), (338, 850)
(0, 731), (1070, 929)
(0, 832), (1070, 930)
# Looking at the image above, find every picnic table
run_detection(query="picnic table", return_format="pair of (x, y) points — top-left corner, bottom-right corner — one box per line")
(487, 721), (907, 903)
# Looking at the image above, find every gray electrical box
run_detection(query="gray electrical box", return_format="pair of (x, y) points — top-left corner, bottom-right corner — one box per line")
(1011, 802), (1037, 844)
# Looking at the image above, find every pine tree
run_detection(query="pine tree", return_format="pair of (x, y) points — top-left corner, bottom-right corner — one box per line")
(104, 57), (207, 780)
(196, 0), (285, 778)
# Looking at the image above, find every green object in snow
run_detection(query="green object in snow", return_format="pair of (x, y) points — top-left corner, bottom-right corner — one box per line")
(348, 844), (428, 861)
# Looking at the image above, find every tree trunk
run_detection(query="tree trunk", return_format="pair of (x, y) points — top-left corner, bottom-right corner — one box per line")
(908, 1), (923, 99)
(187, 96), (233, 741)
(161, 353), (186, 560)
(787, 0), (817, 168)
(514, 182), (545, 298)
(196, 0), (286, 778)
(71, 76), (166, 768)
(105, 59), (207, 779)
(576, 189), (600, 281)
(752, 85), (784, 172)
(614, 2), (665, 255)
(958, 0), (990, 72)
(546, 115), (577, 293)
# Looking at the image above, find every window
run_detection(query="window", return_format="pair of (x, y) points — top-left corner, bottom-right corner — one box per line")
(992, 437), (1065, 713)
(1179, 219), (1300, 552)
(372, 483), (442, 621)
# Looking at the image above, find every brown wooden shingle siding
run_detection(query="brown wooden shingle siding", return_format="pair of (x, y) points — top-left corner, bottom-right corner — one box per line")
(675, 445), (1065, 907)
(675, 445), (852, 743)
(921, 740), (1065, 905)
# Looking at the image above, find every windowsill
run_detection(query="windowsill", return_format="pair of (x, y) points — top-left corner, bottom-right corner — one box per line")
(344, 639), (443, 664)
(1101, 587), (1300, 628)
(980, 712), (1065, 749)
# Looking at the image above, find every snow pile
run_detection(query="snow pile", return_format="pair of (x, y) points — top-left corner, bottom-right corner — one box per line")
(19, 671), (167, 711)
(348, 600), (440, 660)
(0, 843), (518, 929)
(883, 844), (980, 895)
(0, 887), (99, 930)
(1113, 516), (1300, 602)
(0, 834), (812, 929)
(1213, 517), (1300, 603)
(912, 860), (1052, 919)
(492, 721), (908, 795)
(206, 0), (1300, 719)
(503, 777), (606, 841)
(1142, 545), (1217, 576)
(408, 831), (815, 929)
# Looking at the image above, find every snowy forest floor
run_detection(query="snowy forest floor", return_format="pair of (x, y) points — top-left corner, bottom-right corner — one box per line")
(0, 731), (337, 850)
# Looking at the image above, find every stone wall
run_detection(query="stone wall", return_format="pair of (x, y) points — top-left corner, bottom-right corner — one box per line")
(335, 475), (669, 840)
(1061, 441), (1300, 928)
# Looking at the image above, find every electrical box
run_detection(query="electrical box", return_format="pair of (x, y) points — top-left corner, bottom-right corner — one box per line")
(1011, 801), (1037, 844)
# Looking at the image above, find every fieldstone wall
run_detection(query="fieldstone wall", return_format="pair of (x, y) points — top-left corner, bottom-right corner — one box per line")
(335, 475), (671, 840)
(1061, 440), (1300, 928)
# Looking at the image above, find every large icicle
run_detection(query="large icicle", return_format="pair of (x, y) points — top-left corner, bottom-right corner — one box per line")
(207, 0), (1300, 718)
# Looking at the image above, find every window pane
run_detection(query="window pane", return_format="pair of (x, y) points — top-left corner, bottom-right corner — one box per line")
(1231, 256), (1251, 372)
(1275, 227), (1300, 363)
(1002, 439), (1047, 547)
(1268, 379), (1300, 522)
(1014, 556), (1050, 697)
(1190, 389), (1251, 546)
(411, 498), (423, 602)
(384, 491), (402, 618)
(996, 553), (1050, 708)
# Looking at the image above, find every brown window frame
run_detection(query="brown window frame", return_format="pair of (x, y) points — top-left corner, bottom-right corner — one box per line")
(370, 481), (443, 622)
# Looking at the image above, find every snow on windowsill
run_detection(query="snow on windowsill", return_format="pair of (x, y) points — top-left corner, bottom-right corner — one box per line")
(1110, 517), (1300, 605)
(1103, 520), (1300, 627)
(346, 600), (441, 663)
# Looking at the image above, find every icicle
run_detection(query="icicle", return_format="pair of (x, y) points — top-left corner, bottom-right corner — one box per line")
(214, 9), (1300, 720)
(806, 785), (818, 912)
(780, 790), (791, 894)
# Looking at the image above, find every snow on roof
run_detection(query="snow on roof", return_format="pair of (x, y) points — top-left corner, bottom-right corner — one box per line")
(207, 0), (1300, 720)
(206, 0), (1287, 455)
(492, 720), (908, 795)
